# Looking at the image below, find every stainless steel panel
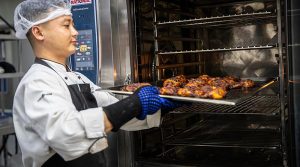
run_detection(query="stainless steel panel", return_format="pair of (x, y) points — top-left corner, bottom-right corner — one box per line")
(96, 1), (133, 167)
(97, 0), (114, 87)
(210, 23), (278, 78)
(111, 0), (132, 86)
(97, 0), (132, 87)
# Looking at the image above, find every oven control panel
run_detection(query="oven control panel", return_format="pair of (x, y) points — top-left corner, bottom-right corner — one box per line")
(74, 29), (94, 71)
(70, 0), (98, 84)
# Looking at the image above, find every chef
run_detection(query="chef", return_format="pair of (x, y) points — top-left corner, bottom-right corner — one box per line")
(12, 0), (178, 167)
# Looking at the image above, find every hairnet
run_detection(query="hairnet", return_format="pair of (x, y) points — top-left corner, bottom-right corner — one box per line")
(14, 0), (72, 39)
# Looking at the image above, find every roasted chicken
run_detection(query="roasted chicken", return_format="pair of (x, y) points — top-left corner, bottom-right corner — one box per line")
(161, 74), (254, 99)
(159, 86), (179, 95)
(163, 75), (187, 87)
(121, 74), (255, 100)
(121, 82), (151, 92)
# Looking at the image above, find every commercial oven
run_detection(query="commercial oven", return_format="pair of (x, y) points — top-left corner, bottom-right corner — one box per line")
(70, 0), (300, 166)
(122, 0), (299, 167)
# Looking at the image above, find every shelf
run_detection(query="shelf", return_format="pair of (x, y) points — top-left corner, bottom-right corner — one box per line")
(171, 95), (280, 115)
(156, 11), (276, 28)
(0, 114), (14, 136)
(163, 117), (281, 149)
(156, 37), (203, 42)
(165, 130), (280, 149)
(157, 45), (276, 55)
(156, 62), (202, 69)
(0, 34), (18, 41)
(192, 0), (275, 7)
(154, 7), (197, 18)
(0, 72), (24, 79)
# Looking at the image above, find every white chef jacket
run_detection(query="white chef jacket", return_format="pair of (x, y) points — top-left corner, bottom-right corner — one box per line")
(13, 60), (161, 167)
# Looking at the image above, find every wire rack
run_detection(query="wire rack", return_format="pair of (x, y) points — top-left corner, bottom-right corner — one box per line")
(171, 95), (280, 115)
(161, 114), (281, 149)
(156, 11), (276, 28)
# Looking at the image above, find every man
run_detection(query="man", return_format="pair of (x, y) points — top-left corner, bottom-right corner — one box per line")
(12, 0), (178, 167)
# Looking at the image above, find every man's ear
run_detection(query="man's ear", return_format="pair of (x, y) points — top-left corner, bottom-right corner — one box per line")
(31, 26), (44, 41)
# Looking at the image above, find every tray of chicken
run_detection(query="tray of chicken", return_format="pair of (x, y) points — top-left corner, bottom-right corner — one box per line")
(106, 75), (277, 105)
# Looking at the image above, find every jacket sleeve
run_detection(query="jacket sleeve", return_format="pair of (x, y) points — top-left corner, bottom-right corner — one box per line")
(88, 85), (162, 131)
(23, 73), (108, 161)
(120, 110), (161, 131)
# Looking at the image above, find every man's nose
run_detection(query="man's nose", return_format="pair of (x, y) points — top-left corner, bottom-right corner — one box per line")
(71, 25), (79, 36)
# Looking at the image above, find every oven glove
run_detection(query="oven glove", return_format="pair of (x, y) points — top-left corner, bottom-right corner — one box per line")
(103, 86), (163, 132)
(135, 86), (184, 118)
(159, 98), (186, 113)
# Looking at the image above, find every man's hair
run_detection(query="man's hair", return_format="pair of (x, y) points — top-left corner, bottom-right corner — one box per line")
(26, 29), (35, 49)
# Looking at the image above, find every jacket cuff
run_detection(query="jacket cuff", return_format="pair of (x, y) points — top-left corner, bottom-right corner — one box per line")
(79, 108), (106, 138)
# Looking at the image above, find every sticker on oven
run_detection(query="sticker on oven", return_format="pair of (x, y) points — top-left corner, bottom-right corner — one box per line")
(70, 0), (92, 6)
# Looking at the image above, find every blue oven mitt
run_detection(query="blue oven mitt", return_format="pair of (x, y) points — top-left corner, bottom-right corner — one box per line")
(135, 86), (180, 119)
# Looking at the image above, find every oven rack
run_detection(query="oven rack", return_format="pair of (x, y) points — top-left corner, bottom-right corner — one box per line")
(154, 7), (198, 18)
(161, 118), (281, 149)
(164, 130), (280, 149)
(193, 0), (276, 7)
(157, 45), (276, 55)
(156, 11), (276, 28)
(137, 147), (282, 167)
(156, 62), (202, 69)
(155, 36), (203, 42)
(171, 95), (280, 115)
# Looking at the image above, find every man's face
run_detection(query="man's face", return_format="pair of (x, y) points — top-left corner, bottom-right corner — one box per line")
(39, 15), (78, 58)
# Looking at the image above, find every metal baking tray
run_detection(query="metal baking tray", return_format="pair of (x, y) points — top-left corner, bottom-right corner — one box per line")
(103, 78), (277, 105)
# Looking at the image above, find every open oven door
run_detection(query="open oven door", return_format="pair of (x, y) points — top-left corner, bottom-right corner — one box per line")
(286, 0), (300, 167)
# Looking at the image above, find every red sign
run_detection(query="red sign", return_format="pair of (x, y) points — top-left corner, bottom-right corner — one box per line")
(70, 0), (92, 6)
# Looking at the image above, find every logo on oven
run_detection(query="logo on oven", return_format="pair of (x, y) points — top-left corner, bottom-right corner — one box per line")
(70, 0), (92, 6)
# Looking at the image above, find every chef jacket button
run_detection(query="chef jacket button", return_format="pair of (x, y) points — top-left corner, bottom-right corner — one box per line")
(78, 76), (81, 79)
(64, 77), (68, 80)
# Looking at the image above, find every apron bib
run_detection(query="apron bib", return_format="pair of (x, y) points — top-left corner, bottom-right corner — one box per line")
(35, 58), (106, 167)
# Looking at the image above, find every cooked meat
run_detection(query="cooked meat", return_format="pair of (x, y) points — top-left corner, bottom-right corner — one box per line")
(174, 75), (187, 83)
(193, 89), (209, 98)
(177, 87), (194, 97)
(241, 79), (255, 88)
(185, 78), (206, 87)
(223, 76), (242, 89)
(122, 83), (151, 92)
(161, 74), (254, 99)
(163, 75), (187, 87)
(121, 75), (254, 100)
(208, 87), (227, 99)
(163, 79), (181, 87)
(160, 86), (178, 95)
(207, 77), (230, 90)
(198, 74), (210, 81)
(177, 85), (227, 99)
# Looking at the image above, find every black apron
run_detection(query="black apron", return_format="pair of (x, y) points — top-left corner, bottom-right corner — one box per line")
(35, 58), (106, 167)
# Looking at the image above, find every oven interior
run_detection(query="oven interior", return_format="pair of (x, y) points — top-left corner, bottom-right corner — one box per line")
(130, 0), (285, 166)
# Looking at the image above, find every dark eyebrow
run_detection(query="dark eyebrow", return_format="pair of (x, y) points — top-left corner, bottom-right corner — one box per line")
(62, 17), (73, 23)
